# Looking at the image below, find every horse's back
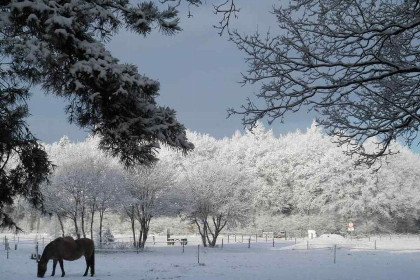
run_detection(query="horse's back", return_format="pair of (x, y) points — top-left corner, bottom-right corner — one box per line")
(53, 236), (94, 261)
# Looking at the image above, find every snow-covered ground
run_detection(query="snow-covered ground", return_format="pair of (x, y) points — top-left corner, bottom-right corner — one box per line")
(2, 234), (420, 280)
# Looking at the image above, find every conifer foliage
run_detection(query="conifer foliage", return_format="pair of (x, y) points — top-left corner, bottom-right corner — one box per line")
(0, 0), (205, 229)
(0, 73), (51, 230)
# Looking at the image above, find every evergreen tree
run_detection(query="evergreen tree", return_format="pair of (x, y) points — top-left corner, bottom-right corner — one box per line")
(0, 0), (238, 230)
(0, 71), (51, 230)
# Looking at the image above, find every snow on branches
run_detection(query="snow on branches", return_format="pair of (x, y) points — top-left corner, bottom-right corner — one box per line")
(229, 0), (420, 166)
(1, 0), (195, 166)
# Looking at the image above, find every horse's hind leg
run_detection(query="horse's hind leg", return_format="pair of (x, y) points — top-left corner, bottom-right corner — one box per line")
(51, 259), (57, 276)
(90, 250), (95, 276)
(83, 256), (89, 276)
(58, 259), (65, 277)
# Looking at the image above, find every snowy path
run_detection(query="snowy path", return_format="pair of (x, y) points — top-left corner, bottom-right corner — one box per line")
(2, 238), (420, 280)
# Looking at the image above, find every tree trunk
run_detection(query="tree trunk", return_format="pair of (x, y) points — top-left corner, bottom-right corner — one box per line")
(57, 214), (65, 237)
(81, 204), (86, 238)
(195, 219), (208, 247)
(205, 215), (227, 247)
(138, 229), (143, 249)
(138, 218), (150, 249)
(73, 198), (80, 238)
(99, 210), (104, 247)
(90, 205), (95, 240)
(131, 215), (136, 248)
(73, 216), (80, 239)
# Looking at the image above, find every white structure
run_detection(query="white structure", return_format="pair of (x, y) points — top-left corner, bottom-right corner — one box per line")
(308, 230), (317, 239)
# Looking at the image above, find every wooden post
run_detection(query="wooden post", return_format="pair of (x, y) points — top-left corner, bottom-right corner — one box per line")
(256, 234), (258, 243)
(182, 242), (184, 253)
(374, 240), (376, 250)
(153, 236), (155, 245)
(14, 243), (17, 250)
(228, 234), (230, 243)
(285, 231), (287, 241)
(334, 245), (336, 264)
(197, 245), (200, 264)
(307, 240), (309, 250)
(36, 242), (39, 262)
(248, 238), (251, 248)
(272, 236), (275, 247)
(222, 238), (224, 249)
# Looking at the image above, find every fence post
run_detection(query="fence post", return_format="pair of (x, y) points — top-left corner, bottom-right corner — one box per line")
(197, 245), (200, 264)
(153, 236), (155, 245)
(285, 231), (287, 241)
(36, 242), (39, 262)
(228, 234), (230, 244)
(374, 240), (376, 250)
(307, 240), (309, 250)
(334, 245), (336, 264)
(14, 243), (17, 250)
(256, 234), (258, 243)
(4, 237), (7, 250)
(182, 242), (184, 253)
(272, 236), (275, 247)
(6, 238), (10, 259)
(248, 238), (251, 249)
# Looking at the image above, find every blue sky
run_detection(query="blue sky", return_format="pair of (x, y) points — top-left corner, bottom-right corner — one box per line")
(27, 0), (317, 143)
(26, 0), (418, 154)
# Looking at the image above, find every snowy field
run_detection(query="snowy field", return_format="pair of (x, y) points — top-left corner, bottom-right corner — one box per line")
(2, 234), (420, 280)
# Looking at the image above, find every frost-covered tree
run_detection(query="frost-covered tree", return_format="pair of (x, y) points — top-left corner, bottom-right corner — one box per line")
(43, 135), (124, 239)
(182, 161), (252, 247)
(124, 160), (176, 249)
(230, 0), (420, 165)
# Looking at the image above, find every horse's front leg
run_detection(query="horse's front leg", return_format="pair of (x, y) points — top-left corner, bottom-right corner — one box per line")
(51, 259), (57, 276)
(58, 259), (65, 277)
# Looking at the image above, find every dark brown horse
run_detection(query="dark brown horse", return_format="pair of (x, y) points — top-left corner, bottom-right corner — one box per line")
(37, 236), (95, 278)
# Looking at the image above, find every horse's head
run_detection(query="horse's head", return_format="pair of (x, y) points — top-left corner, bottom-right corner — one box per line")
(37, 261), (47, 278)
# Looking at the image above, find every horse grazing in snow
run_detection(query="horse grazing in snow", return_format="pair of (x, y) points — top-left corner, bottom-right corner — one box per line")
(37, 236), (95, 278)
